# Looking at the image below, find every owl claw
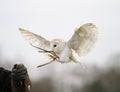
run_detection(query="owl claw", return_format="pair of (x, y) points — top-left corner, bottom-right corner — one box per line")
(48, 51), (59, 60)
(37, 52), (59, 67)
(48, 54), (58, 60)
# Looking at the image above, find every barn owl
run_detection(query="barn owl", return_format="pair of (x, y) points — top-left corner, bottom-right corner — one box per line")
(19, 23), (98, 67)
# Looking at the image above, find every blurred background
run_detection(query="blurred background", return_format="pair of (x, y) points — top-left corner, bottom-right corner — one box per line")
(0, 0), (120, 92)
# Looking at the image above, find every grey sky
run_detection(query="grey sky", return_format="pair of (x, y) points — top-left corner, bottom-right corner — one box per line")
(0, 0), (120, 71)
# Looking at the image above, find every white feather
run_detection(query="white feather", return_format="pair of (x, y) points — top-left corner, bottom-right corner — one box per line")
(19, 28), (50, 51)
(68, 23), (98, 56)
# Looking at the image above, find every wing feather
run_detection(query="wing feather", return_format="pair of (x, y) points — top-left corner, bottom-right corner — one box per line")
(19, 28), (50, 50)
(68, 23), (98, 56)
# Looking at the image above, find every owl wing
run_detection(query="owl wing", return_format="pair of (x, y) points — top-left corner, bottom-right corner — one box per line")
(19, 28), (50, 51)
(68, 23), (98, 56)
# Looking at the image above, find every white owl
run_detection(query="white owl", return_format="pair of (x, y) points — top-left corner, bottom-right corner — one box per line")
(19, 23), (98, 67)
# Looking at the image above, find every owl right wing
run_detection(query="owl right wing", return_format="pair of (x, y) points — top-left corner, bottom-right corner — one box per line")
(68, 23), (98, 56)
(19, 28), (50, 51)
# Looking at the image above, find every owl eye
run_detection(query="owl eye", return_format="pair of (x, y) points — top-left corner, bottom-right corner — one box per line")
(53, 44), (57, 47)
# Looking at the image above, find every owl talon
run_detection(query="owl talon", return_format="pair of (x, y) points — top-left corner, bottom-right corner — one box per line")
(48, 54), (56, 60)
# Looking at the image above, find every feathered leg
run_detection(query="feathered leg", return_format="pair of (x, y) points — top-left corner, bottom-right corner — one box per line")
(70, 55), (87, 69)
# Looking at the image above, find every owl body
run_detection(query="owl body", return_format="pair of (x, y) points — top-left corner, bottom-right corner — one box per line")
(57, 43), (73, 63)
(50, 39), (73, 63)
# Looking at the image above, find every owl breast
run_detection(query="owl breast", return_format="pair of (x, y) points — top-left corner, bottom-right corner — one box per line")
(56, 45), (72, 63)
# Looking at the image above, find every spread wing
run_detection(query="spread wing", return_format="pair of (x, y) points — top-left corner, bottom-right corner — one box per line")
(68, 23), (98, 56)
(19, 28), (50, 51)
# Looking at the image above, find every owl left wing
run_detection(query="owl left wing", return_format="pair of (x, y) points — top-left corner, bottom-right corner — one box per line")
(68, 23), (98, 56)
(19, 28), (50, 51)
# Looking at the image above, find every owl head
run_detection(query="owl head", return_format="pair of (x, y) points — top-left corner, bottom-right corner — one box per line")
(50, 39), (66, 54)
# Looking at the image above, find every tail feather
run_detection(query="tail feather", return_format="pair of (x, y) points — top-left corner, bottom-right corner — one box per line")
(70, 55), (87, 69)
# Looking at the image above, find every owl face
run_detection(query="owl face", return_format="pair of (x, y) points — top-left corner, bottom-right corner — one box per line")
(50, 39), (66, 54)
